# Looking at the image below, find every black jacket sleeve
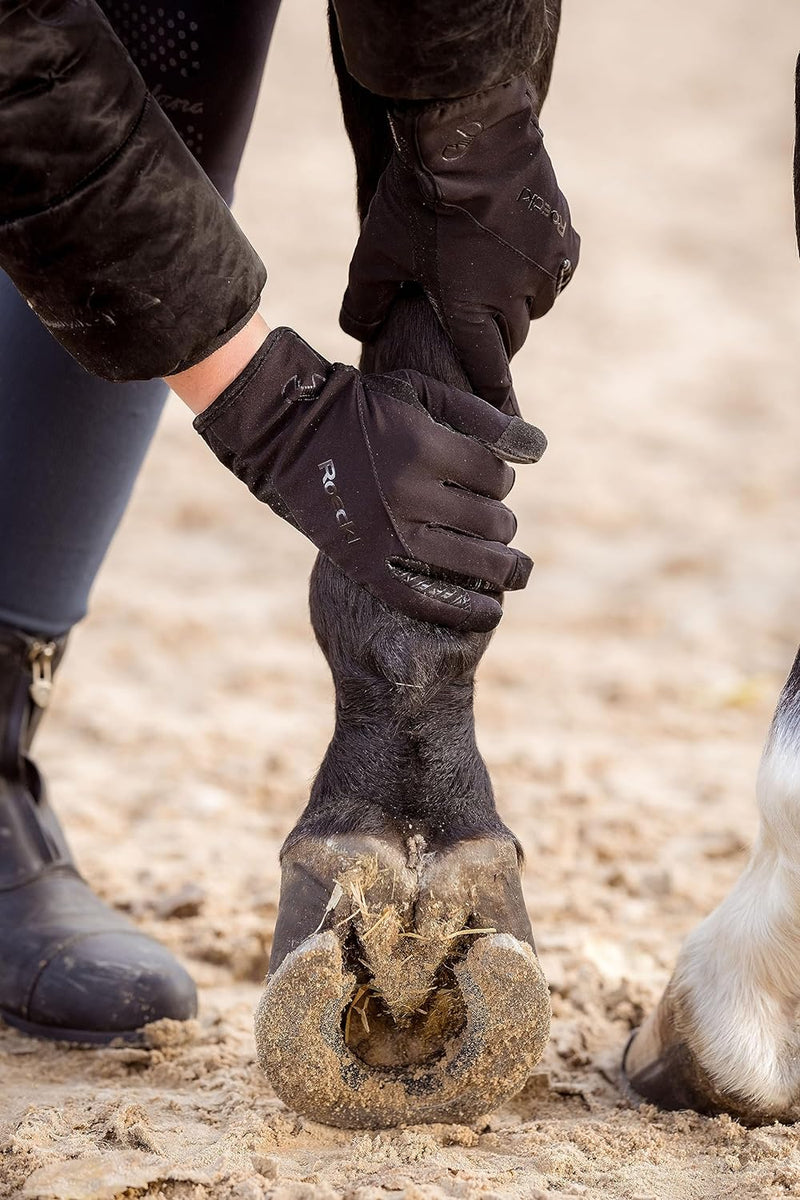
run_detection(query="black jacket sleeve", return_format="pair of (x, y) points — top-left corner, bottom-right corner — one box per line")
(330, 0), (547, 100)
(0, 0), (266, 381)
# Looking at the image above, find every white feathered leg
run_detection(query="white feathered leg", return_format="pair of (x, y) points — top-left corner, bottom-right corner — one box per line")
(624, 651), (800, 1119)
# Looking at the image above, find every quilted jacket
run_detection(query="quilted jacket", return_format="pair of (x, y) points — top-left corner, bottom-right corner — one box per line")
(0, 0), (545, 380)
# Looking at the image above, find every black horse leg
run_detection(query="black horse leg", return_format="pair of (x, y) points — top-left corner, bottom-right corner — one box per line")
(255, 7), (563, 1128)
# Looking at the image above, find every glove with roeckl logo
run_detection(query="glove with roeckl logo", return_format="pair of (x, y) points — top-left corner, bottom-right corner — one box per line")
(195, 326), (547, 632)
(339, 74), (580, 414)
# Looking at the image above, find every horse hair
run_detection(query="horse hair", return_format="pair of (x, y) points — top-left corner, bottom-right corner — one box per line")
(282, 6), (561, 854)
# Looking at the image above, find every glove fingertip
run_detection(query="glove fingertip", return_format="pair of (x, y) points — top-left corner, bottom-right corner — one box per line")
(493, 417), (548, 464)
(340, 274), (401, 343)
(459, 594), (503, 633)
(506, 551), (534, 591)
(339, 301), (384, 344)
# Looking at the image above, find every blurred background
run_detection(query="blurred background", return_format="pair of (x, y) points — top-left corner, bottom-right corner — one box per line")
(4, 2), (800, 1197)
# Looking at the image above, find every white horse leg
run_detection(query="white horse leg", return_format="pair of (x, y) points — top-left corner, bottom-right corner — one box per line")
(624, 649), (800, 1120)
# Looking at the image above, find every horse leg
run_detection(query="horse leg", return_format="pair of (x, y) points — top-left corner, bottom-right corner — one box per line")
(625, 648), (800, 1121)
(625, 69), (800, 1124)
(253, 6), (563, 1128)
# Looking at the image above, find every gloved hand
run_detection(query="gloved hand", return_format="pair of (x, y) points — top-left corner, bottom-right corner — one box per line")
(339, 74), (580, 413)
(195, 327), (547, 632)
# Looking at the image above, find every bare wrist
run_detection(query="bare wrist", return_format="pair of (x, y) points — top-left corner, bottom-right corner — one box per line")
(167, 312), (271, 415)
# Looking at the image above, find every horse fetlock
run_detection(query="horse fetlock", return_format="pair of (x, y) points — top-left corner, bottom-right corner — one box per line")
(257, 832), (549, 1127)
(624, 913), (800, 1122)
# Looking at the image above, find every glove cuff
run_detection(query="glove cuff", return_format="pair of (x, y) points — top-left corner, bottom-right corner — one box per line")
(193, 327), (334, 534)
(390, 74), (534, 170)
(193, 327), (331, 435)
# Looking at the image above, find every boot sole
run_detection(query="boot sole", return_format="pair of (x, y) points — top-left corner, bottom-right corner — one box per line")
(0, 1006), (149, 1047)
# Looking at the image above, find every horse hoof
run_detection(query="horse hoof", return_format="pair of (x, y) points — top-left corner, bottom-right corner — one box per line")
(622, 984), (784, 1123)
(622, 988), (721, 1114)
(254, 835), (550, 1128)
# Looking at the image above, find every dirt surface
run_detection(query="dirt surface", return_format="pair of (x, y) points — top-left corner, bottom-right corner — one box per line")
(3, 1), (800, 1197)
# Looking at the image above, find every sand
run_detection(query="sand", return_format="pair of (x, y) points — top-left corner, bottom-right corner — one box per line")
(2, 0), (800, 1196)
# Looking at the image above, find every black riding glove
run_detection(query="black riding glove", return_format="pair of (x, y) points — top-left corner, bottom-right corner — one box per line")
(339, 74), (580, 413)
(195, 327), (546, 632)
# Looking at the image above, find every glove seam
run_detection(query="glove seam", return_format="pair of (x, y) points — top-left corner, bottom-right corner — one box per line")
(435, 201), (559, 281)
(390, 73), (529, 124)
(356, 384), (414, 560)
(367, 371), (428, 415)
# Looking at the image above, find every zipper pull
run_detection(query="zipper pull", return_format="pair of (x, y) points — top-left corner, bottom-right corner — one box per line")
(29, 640), (56, 708)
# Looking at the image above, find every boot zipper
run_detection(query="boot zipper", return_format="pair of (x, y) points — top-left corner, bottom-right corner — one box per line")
(28, 640), (56, 709)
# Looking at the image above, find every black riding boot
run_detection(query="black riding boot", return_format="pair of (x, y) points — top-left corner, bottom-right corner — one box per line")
(0, 626), (197, 1043)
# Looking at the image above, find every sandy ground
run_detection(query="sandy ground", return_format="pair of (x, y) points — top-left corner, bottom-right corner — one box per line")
(3, 1), (800, 1197)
